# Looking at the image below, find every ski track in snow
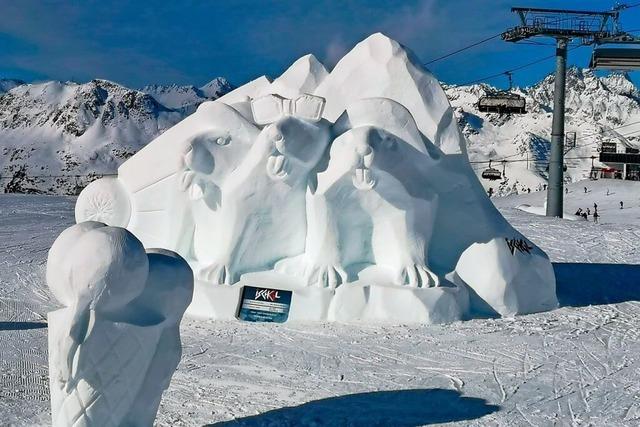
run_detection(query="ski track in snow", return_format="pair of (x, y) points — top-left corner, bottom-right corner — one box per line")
(1, 186), (640, 426)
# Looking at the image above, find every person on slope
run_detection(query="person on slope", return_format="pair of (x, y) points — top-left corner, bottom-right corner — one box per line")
(575, 208), (582, 216)
(582, 212), (588, 221)
(593, 209), (599, 223)
(620, 201), (624, 209)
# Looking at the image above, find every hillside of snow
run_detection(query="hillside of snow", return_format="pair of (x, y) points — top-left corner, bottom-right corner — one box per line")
(446, 67), (640, 196)
(0, 78), (232, 194)
(2, 180), (640, 425)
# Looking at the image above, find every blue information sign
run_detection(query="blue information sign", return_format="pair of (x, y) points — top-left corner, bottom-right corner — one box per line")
(237, 286), (293, 323)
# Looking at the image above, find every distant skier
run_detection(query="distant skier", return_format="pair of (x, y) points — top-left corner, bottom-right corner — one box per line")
(584, 186), (587, 194)
(587, 208), (591, 216)
(575, 208), (583, 216)
(582, 212), (588, 221)
(593, 210), (599, 223)
(565, 187), (568, 195)
(607, 189), (610, 196)
(594, 202), (598, 210)
(620, 201), (624, 209)
(488, 187), (494, 197)
(544, 184), (548, 191)
(527, 188), (531, 194)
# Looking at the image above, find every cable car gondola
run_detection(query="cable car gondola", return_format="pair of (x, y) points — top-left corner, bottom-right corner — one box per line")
(481, 160), (502, 180)
(477, 72), (526, 115)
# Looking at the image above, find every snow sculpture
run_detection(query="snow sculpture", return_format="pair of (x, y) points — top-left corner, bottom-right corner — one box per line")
(315, 32), (466, 155)
(198, 94), (330, 284)
(276, 98), (440, 289)
(455, 237), (558, 316)
(74, 32), (557, 324)
(47, 223), (193, 427)
(74, 177), (131, 227)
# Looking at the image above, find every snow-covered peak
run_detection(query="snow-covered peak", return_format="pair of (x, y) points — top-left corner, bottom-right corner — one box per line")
(0, 78), (25, 94)
(200, 77), (234, 98)
(143, 78), (233, 110)
(142, 83), (205, 110)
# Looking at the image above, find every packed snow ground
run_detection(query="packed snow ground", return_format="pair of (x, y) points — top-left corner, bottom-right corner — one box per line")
(1, 180), (640, 426)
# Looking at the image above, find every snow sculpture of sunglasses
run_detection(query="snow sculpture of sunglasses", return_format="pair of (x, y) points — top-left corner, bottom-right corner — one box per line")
(250, 93), (326, 125)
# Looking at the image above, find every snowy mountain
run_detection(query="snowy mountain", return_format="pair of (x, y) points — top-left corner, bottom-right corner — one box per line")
(0, 78), (232, 194)
(445, 67), (640, 196)
(2, 66), (639, 195)
(0, 79), (25, 94)
(142, 77), (233, 111)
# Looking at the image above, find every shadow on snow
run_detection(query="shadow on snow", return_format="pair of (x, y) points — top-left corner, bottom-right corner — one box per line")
(0, 321), (47, 331)
(206, 388), (499, 427)
(554, 262), (640, 307)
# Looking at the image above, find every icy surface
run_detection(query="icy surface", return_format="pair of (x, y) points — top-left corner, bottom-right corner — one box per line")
(2, 181), (640, 425)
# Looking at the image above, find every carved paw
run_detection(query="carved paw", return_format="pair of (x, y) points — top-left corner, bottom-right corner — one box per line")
(395, 264), (439, 288)
(198, 263), (235, 285)
(307, 264), (347, 289)
(275, 256), (346, 289)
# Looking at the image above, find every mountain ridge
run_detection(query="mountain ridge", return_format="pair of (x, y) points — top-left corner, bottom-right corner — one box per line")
(2, 67), (638, 195)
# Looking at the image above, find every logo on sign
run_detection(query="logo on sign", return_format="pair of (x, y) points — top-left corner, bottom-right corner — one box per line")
(255, 289), (281, 302)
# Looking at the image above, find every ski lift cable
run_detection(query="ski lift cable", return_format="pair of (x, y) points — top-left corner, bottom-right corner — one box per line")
(423, 13), (593, 67)
(424, 33), (504, 65)
(459, 44), (587, 86)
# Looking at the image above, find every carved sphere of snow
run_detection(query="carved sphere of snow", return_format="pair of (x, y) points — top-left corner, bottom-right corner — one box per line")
(75, 176), (131, 227)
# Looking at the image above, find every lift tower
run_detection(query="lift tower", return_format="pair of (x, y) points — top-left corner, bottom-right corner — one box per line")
(502, 6), (634, 217)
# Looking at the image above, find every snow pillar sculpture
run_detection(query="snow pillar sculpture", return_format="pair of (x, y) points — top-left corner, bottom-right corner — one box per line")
(46, 222), (193, 427)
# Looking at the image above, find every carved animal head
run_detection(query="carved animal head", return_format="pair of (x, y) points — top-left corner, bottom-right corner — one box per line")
(179, 102), (259, 206)
(329, 126), (414, 191)
(256, 115), (331, 184)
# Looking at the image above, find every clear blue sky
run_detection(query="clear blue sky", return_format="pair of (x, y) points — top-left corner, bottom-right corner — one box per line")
(2, 0), (640, 89)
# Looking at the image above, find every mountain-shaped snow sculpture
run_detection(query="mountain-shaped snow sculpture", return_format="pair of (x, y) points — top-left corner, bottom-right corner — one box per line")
(315, 33), (466, 156)
(257, 54), (329, 99)
(74, 33), (556, 323)
(47, 223), (193, 427)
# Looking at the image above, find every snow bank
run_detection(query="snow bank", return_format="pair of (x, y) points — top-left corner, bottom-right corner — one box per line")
(74, 33), (556, 324)
(46, 223), (192, 426)
(456, 237), (558, 316)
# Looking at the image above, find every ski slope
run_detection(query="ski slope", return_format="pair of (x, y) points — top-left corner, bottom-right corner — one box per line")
(1, 180), (640, 426)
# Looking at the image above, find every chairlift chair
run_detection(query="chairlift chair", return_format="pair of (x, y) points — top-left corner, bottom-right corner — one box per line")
(477, 72), (526, 115)
(481, 160), (502, 180)
(589, 47), (640, 70)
